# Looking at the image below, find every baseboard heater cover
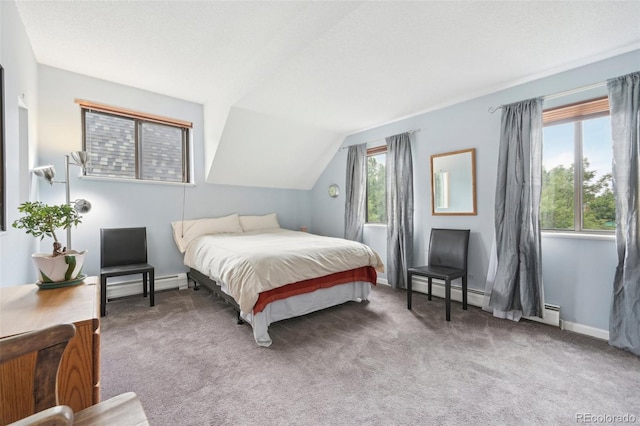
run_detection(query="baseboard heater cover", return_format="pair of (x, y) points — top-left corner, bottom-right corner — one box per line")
(409, 276), (561, 328)
(106, 273), (188, 300)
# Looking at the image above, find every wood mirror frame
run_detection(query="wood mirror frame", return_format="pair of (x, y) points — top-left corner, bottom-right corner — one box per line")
(430, 148), (477, 216)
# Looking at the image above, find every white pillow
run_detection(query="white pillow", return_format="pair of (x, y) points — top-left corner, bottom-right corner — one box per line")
(239, 213), (280, 232)
(171, 213), (243, 253)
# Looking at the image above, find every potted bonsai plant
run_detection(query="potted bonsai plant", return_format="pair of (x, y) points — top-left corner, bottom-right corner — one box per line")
(12, 201), (87, 284)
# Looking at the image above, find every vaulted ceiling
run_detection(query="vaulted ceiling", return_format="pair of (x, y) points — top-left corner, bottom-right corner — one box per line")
(15, 1), (640, 189)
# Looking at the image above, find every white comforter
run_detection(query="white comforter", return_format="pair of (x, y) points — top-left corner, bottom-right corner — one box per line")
(183, 229), (383, 313)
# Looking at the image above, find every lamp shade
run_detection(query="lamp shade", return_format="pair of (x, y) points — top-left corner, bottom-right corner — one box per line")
(73, 199), (92, 214)
(70, 151), (90, 169)
(32, 165), (56, 184)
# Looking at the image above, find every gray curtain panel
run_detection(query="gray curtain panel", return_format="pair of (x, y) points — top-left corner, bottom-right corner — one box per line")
(344, 143), (367, 242)
(386, 132), (414, 290)
(489, 98), (544, 318)
(607, 71), (640, 356)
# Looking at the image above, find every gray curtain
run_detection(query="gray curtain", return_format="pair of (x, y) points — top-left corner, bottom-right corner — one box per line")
(386, 133), (413, 290)
(607, 71), (640, 356)
(344, 143), (367, 242)
(489, 98), (544, 318)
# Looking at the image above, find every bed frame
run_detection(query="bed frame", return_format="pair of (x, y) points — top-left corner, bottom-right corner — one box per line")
(187, 268), (244, 324)
(188, 266), (376, 347)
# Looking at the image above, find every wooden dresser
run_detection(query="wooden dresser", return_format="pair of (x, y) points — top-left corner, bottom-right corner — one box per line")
(0, 277), (100, 425)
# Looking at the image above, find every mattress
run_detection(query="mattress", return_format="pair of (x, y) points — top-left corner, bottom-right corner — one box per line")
(183, 228), (383, 313)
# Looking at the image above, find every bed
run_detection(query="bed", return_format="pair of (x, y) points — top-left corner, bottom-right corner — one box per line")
(172, 213), (383, 346)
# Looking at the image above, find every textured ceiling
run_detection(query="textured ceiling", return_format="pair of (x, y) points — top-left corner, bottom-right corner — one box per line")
(15, 1), (640, 189)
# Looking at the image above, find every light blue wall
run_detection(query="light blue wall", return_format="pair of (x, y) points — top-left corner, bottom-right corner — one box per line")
(3, 65), (311, 285)
(311, 50), (640, 332)
(541, 235), (617, 329)
(0, 0), (40, 286)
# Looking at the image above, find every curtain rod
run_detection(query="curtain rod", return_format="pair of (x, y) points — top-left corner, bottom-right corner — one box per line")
(488, 81), (607, 114)
(339, 128), (421, 150)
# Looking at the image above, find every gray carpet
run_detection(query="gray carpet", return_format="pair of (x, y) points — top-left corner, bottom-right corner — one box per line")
(100, 285), (639, 425)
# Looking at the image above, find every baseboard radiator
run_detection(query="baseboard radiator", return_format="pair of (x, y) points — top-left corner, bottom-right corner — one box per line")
(106, 273), (189, 301)
(408, 276), (561, 327)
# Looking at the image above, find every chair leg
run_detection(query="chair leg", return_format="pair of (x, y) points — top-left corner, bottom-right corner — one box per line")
(462, 275), (468, 310)
(100, 275), (107, 317)
(445, 278), (451, 321)
(150, 269), (155, 307)
(427, 277), (432, 301)
(142, 273), (148, 298)
(407, 271), (412, 310)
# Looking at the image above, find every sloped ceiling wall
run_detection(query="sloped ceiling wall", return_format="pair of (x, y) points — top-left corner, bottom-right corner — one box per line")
(211, 107), (343, 189)
(14, 1), (640, 190)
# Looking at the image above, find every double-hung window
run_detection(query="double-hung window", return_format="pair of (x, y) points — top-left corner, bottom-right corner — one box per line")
(541, 97), (614, 232)
(77, 99), (191, 183)
(366, 145), (387, 223)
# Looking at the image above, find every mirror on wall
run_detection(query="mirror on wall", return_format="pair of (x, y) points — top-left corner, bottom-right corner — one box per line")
(430, 148), (477, 216)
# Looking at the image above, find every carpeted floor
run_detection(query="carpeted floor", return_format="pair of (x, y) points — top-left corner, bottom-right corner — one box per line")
(100, 285), (639, 425)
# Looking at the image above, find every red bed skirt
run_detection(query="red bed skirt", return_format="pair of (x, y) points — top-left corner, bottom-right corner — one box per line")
(252, 266), (377, 314)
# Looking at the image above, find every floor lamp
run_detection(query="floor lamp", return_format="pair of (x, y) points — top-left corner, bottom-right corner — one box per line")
(33, 151), (91, 250)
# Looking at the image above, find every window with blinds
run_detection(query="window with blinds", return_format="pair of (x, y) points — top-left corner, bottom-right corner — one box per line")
(77, 99), (191, 183)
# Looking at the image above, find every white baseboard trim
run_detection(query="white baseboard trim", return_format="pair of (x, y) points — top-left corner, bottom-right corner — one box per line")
(409, 276), (560, 327)
(380, 276), (608, 339)
(561, 320), (609, 341)
(106, 273), (188, 300)
(410, 275), (485, 307)
(525, 304), (561, 328)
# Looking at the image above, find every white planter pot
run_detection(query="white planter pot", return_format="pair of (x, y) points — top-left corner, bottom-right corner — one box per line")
(32, 250), (87, 283)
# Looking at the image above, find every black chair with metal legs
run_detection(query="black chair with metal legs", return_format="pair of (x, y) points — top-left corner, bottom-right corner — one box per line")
(407, 228), (470, 321)
(100, 227), (155, 317)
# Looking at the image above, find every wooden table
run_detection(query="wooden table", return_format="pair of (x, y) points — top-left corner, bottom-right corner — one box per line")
(0, 277), (100, 425)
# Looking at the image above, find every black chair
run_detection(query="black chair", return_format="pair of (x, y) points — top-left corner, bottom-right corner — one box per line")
(100, 227), (154, 317)
(407, 228), (470, 321)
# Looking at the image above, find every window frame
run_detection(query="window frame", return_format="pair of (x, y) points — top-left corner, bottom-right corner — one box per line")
(542, 96), (613, 234)
(76, 99), (192, 184)
(365, 144), (387, 224)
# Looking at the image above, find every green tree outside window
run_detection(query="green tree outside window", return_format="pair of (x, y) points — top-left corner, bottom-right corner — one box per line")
(541, 158), (615, 231)
(367, 153), (386, 223)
